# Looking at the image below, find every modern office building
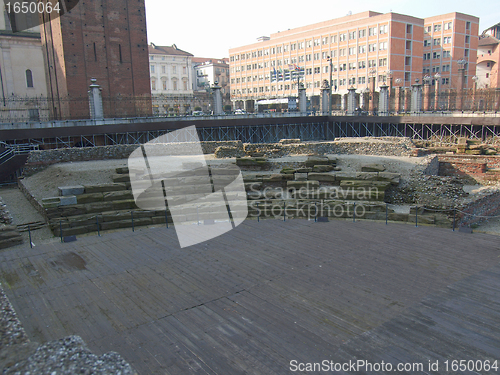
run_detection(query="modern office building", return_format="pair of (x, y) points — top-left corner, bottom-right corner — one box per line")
(229, 11), (479, 111)
(423, 13), (479, 89)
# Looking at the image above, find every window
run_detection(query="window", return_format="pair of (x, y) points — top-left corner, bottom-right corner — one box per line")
(432, 66), (440, 73)
(290, 43), (296, 51)
(322, 37), (328, 45)
(323, 66), (329, 73)
(379, 58), (387, 67)
(161, 65), (166, 74)
(339, 63), (346, 71)
(339, 49), (346, 56)
(465, 35), (470, 44)
(331, 35), (337, 44)
(339, 33), (347, 42)
(434, 24), (441, 32)
(306, 40), (312, 48)
(314, 67), (320, 74)
(358, 61), (366, 69)
(368, 59), (376, 68)
(306, 54), (312, 61)
(349, 31), (356, 40)
(433, 52), (441, 59)
(306, 68), (312, 75)
(25, 69), (33, 88)
(379, 42), (387, 50)
(406, 24), (412, 33)
(150, 65), (155, 73)
(405, 72), (411, 81)
(466, 21), (471, 30)
(173, 66), (177, 74)
(379, 25), (388, 34)
(406, 40), (412, 50)
(349, 63), (355, 70)
(423, 53), (431, 60)
(359, 29), (366, 38)
(314, 53), (320, 60)
(405, 56), (411, 65)
(358, 76), (366, 84)
(151, 79), (156, 90)
(425, 26), (431, 33)
(433, 38), (441, 46)
(444, 22), (452, 30)
(443, 37), (451, 44)
(464, 49), (469, 57)
(424, 40), (430, 47)
(314, 39), (320, 46)
(442, 64), (450, 72)
(359, 45), (366, 54)
(349, 77), (356, 85)
(368, 43), (377, 52)
(368, 27), (377, 36)
(442, 77), (449, 84)
(183, 67), (187, 74)
(378, 75), (386, 83)
(349, 47), (356, 55)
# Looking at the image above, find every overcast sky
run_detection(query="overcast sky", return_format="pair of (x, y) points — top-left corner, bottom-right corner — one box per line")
(145, 0), (500, 59)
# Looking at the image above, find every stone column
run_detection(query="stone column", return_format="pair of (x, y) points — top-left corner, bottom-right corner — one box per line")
(347, 87), (356, 116)
(457, 65), (466, 111)
(321, 80), (330, 115)
(411, 80), (422, 113)
(378, 84), (389, 116)
(404, 87), (411, 113)
(434, 80), (440, 111)
(423, 81), (431, 112)
(212, 83), (223, 115)
(368, 76), (376, 114)
(88, 78), (104, 119)
(394, 86), (402, 113)
(298, 83), (307, 114)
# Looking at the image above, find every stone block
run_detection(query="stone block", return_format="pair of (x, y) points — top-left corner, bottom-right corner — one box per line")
(59, 196), (77, 206)
(84, 183), (127, 193)
(76, 193), (104, 204)
(312, 165), (335, 173)
(262, 174), (283, 182)
(0, 236), (23, 249)
(111, 200), (137, 211)
(280, 168), (296, 174)
(115, 166), (130, 174)
(305, 156), (336, 167)
(388, 213), (409, 222)
(340, 180), (390, 190)
(236, 157), (269, 167)
(294, 173), (308, 181)
(465, 149), (482, 155)
(307, 173), (336, 182)
(361, 163), (386, 172)
(58, 185), (84, 196)
(152, 216), (167, 224)
(112, 174), (131, 183)
(103, 191), (134, 201)
(296, 168), (313, 173)
(86, 202), (115, 214)
(287, 180), (319, 190)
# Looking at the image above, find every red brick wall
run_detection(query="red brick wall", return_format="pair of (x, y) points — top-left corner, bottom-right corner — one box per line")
(41, 0), (152, 119)
(439, 155), (500, 179)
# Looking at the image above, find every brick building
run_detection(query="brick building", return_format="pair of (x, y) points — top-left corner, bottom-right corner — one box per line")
(477, 23), (500, 89)
(423, 13), (479, 90)
(40, 0), (152, 120)
(229, 11), (479, 112)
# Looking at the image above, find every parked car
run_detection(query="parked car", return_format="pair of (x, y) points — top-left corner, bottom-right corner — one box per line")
(234, 109), (247, 115)
(192, 111), (204, 116)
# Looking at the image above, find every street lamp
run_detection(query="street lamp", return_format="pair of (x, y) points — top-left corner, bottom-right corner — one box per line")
(326, 56), (333, 115)
(368, 69), (377, 114)
(472, 75), (479, 111)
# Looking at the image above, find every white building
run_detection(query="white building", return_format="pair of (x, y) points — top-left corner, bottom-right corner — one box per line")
(0, 0), (48, 121)
(148, 43), (195, 115)
(192, 57), (231, 109)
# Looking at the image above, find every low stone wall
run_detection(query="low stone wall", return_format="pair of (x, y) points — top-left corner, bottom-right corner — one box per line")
(459, 191), (500, 227)
(23, 141), (243, 176)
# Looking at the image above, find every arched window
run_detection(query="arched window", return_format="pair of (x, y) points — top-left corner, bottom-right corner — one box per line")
(151, 78), (156, 91)
(26, 69), (33, 88)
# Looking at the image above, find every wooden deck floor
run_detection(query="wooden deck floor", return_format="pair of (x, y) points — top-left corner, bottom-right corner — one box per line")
(1, 219), (500, 374)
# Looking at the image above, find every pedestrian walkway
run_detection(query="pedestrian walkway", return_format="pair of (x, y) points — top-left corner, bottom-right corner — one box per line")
(0, 187), (53, 245)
